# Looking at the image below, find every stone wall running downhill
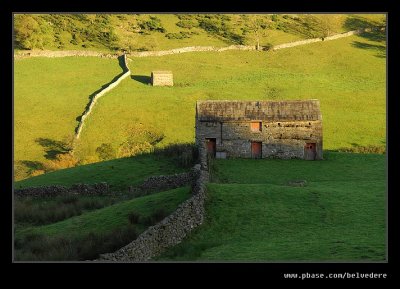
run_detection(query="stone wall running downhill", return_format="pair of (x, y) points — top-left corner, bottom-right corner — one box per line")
(98, 145), (209, 262)
(75, 54), (131, 139)
(14, 182), (110, 198)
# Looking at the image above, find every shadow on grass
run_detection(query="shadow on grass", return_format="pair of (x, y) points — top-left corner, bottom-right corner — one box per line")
(18, 160), (45, 171)
(131, 75), (151, 85)
(344, 16), (385, 33)
(117, 54), (129, 73)
(327, 143), (386, 155)
(35, 138), (72, 160)
(351, 41), (386, 58)
(14, 160), (45, 182)
(15, 142), (198, 191)
(344, 16), (386, 58)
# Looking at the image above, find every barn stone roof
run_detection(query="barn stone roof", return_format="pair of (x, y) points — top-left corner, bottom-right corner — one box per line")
(196, 100), (322, 122)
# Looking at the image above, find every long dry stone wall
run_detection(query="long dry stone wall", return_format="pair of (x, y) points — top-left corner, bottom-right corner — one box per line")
(272, 29), (363, 50)
(129, 45), (256, 57)
(98, 146), (209, 262)
(128, 29), (365, 57)
(15, 172), (191, 199)
(75, 54), (131, 139)
(15, 28), (372, 60)
(14, 182), (110, 198)
(138, 172), (192, 193)
(14, 50), (119, 59)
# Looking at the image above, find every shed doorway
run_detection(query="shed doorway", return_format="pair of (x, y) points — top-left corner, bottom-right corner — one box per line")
(205, 138), (216, 157)
(304, 143), (316, 160)
(251, 142), (262, 159)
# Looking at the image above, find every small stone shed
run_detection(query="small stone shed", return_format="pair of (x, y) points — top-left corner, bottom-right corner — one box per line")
(151, 71), (173, 86)
(195, 100), (323, 160)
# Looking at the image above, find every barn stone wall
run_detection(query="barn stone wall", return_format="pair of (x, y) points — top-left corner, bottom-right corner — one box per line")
(195, 100), (323, 160)
(196, 119), (322, 159)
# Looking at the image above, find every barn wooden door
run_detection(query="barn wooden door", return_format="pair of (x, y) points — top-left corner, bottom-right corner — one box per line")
(304, 143), (316, 160)
(205, 138), (216, 157)
(251, 142), (262, 159)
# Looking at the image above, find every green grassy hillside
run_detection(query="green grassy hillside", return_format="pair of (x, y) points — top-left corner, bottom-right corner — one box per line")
(14, 14), (385, 52)
(14, 57), (123, 180)
(15, 186), (191, 260)
(14, 154), (186, 192)
(16, 186), (190, 239)
(76, 33), (385, 160)
(157, 152), (386, 261)
(13, 13), (386, 262)
(13, 14), (385, 181)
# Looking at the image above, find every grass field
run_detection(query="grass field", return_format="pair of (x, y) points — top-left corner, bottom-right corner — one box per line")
(13, 14), (386, 181)
(14, 14), (385, 53)
(14, 186), (191, 260)
(13, 13), (386, 262)
(15, 186), (190, 239)
(156, 152), (386, 261)
(14, 154), (186, 192)
(76, 32), (385, 160)
(14, 57), (123, 179)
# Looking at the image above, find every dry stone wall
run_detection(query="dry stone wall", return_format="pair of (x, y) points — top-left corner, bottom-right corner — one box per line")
(129, 45), (256, 58)
(75, 54), (131, 139)
(15, 172), (191, 199)
(14, 182), (110, 198)
(14, 28), (370, 61)
(138, 172), (192, 193)
(14, 50), (119, 59)
(98, 146), (209, 262)
(272, 29), (363, 50)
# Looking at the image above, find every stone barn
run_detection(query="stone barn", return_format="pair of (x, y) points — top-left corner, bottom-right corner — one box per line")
(195, 100), (323, 160)
(151, 71), (173, 86)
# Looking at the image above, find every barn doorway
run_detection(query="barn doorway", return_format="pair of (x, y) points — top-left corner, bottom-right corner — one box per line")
(304, 143), (316, 160)
(205, 138), (216, 157)
(251, 142), (262, 159)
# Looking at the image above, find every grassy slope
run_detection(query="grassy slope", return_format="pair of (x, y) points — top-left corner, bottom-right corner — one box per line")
(15, 186), (191, 240)
(14, 154), (186, 191)
(14, 14), (385, 53)
(76, 33), (385, 159)
(113, 14), (230, 50)
(14, 57), (123, 167)
(157, 152), (386, 261)
(13, 14), (312, 53)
